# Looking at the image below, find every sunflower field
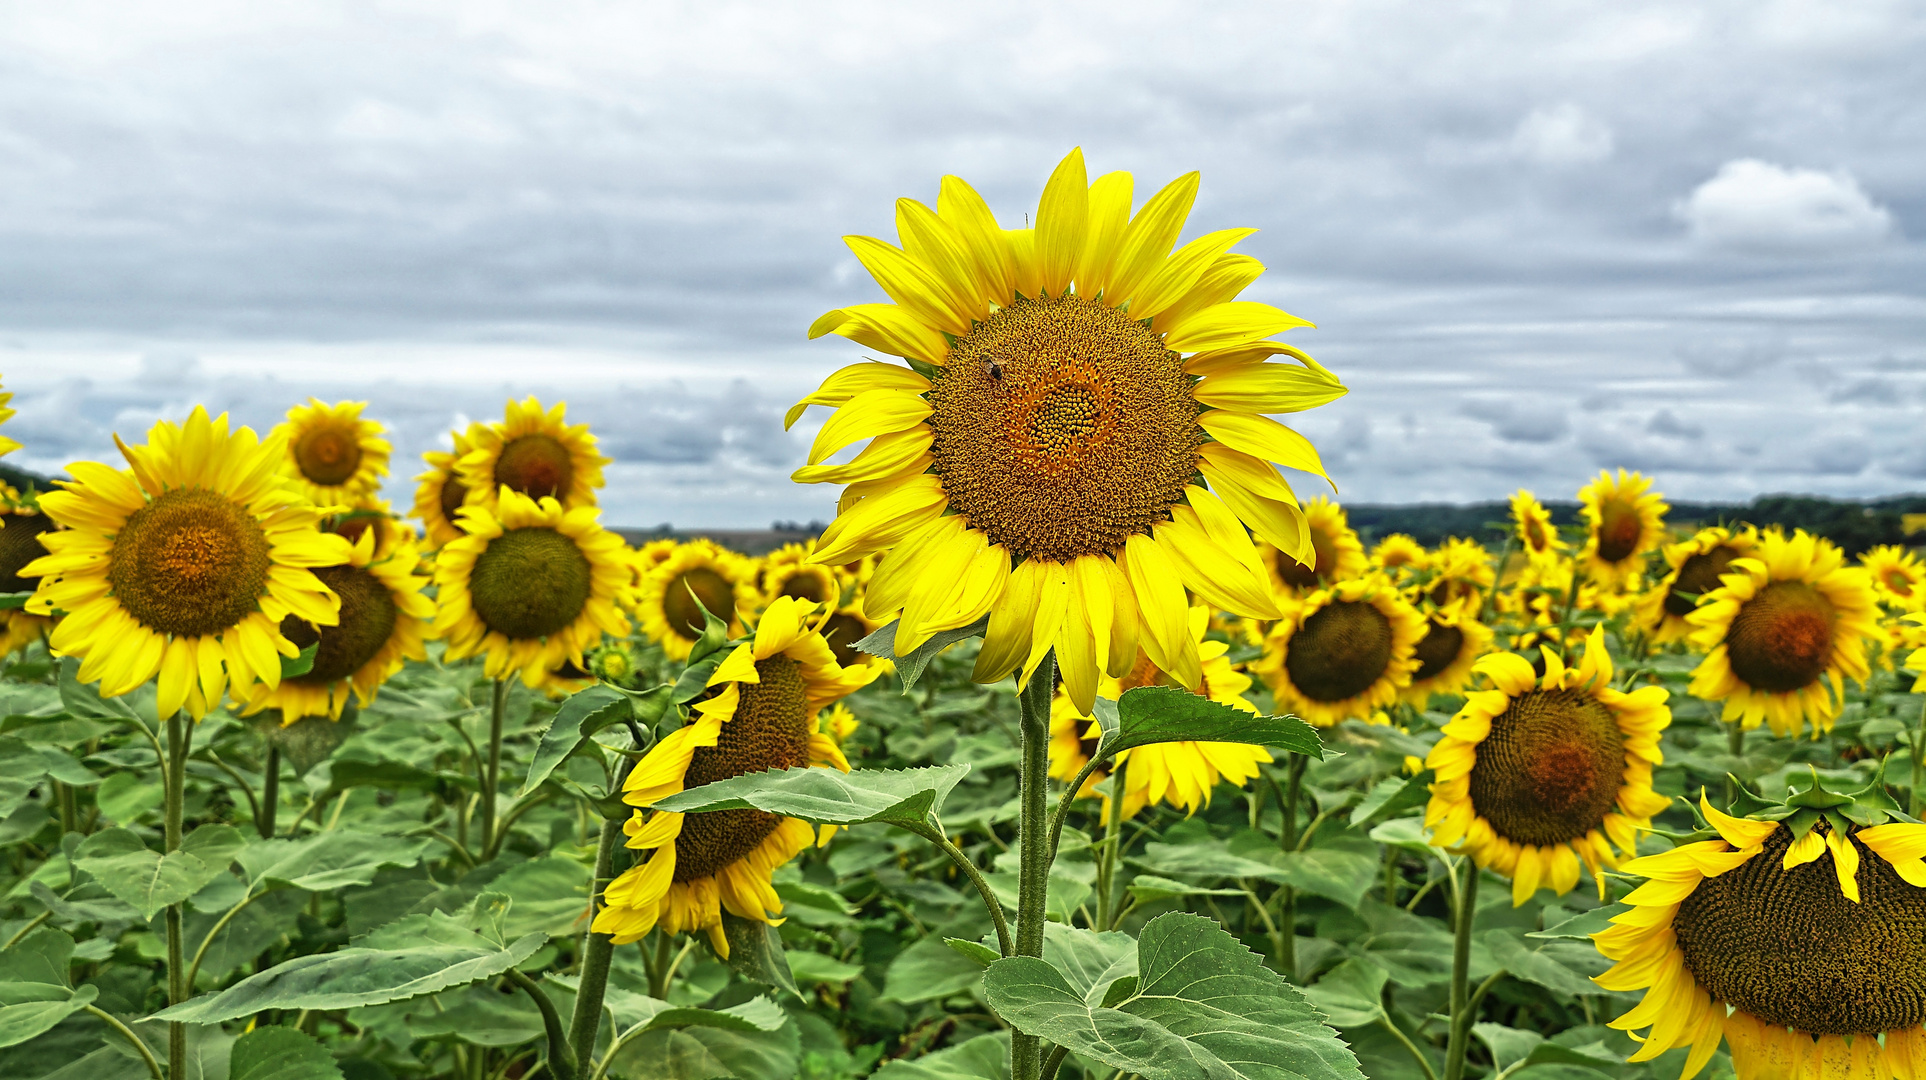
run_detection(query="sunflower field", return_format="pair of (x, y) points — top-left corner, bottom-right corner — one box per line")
(3, 152), (1926, 1080)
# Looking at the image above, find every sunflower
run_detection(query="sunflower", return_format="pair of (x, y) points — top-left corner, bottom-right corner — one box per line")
(1256, 575), (1425, 727)
(1049, 605), (1272, 818)
(1261, 496), (1367, 595)
(1576, 469), (1667, 586)
(458, 398), (610, 516)
(1424, 628), (1671, 905)
(1902, 613), (1926, 692)
(819, 702), (860, 748)
(1401, 606), (1494, 706)
(0, 378), (18, 458)
(1686, 529), (1878, 738)
(1862, 544), (1926, 612)
(818, 598), (885, 669)
(240, 519), (434, 721)
(1639, 525), (1761, 644)
(412, 423), (483, 550)
(1594, 793), (1926, 1079)
(272, 399), (391, 507)
(592, 597), (882, 955)
(432, 487), (631, 688)
(791, 148), (1346, 711)
(20, 407), (351, 719)
(757, 541), (842, 612)
(0, 487), (54, 655)
(1369, 533), (1427, 575)
(1509, 489), (1566, 566)
(633, 538), (680, 573)
(633, 539), (756, 661)
(1424, 537), (1496, 614)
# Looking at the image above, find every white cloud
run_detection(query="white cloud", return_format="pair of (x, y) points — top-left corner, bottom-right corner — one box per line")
(1509, 104), (1614, 166)
(1676, 159), (1897, 251)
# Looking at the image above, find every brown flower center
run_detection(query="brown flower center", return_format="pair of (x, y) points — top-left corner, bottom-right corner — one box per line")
(1664, 544), (1739, 618)
(775, 568), (830, 603)
(661, 566), (736, 640)
(1467, 687), (1623, 846)
(819, 612), (869, 667)
(1285, 600), (1393, 702)
(495, 434), (574, 502)
(469, 527), (591, 640)
(1593, 497), (1644, 564)
(1410, 619), (1465, 683)
(437, 471), (469, 528)
(674, 656), (811, 882)
(293, 423), (363, 487)
(280, 564), (397, 684)
(107, 488), (272, 637)
(1276, 525), (1340, 589)
(0, 512), (58, 593)
(1726, 580), (1834, 694)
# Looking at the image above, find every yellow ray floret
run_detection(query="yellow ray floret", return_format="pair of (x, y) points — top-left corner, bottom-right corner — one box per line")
(458, 397), (610, 516)
(1509, 489), (1565, 566)
(412, 422), (483, 550)
(1639, 525), (1760, 645)
(1862, 544), (1926, 613)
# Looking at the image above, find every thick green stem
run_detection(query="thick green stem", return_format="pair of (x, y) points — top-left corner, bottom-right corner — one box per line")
(1277, 752), (1306, 980)
(568, 812), (623, 1070)
(482, 679), (507, 856)
(1011, 652), (1056, 1080)
(164, 713), (191, 1080)
(1443, 860), (1480, 1080)
(509, 968), (577, 1080)
(260, 744), (281, 840)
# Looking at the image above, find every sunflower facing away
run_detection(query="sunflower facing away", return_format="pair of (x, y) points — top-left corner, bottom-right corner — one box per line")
(1509, 489), (1566, 566)
(1862, 544), (1926, 613)
(1687, 529), (1877, 738)
(757, 540), (843, 612)
(790, 148), (1346, 711)
(1049, 605), (1271, 819)
(1639, 525), (1761, 644)
(412, 423), (483, 550)
(1263, 496), (1367, 595)
(458, 397), (610, 516)
(21, 407), (352, 719)
(633, 539), (756, 661)
(1425, 628), (1671, 905)
(433, 487), (631, 688)
(272, 398), (391, 507)
(593, 597), (882, 955)
(1256, 575), (1425, 727)
(241, 518), (434, 722)
(1595, 794), (1926, 1079)
(1577, 469), (1667, 586)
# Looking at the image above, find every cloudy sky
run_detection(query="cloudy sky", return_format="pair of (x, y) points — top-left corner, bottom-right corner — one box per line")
(2, 1), (1922, 526)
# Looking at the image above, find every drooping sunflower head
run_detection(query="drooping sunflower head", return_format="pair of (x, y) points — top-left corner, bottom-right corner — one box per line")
(242, 519), (434, 722)
(1509, 489), (1565, 564)
(457, 398), (610, 516)
(1257, 575), (1425, 727)
(1687, 528), (1878, 738)
(412, 422), (483, 551)
(1400, 606), (1494, 707)
(432, 486), (632, 688)
(633, 539), (755, 661)
(791, 149), (1348, 711)
(1862, 544), (1926, 613)
(593, 596), (883, 955)
(1576, 469), (1667, 585)
(1262, 496), (1366, 595)
(1596, 788), (1926, 1079)
(272, 399), (391, 505)
(1638, 525), (1760, 644)
(756, 541), (843, 612)
(21, 406), (352, 719)
(1424, 627), (1671, 905)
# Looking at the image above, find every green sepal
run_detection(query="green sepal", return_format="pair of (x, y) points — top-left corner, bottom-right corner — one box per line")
(904, 357), (943, 380)
(1783, 807), (1823, 843)
(0, 592), (32, 611)
(280, 641), (319, 679)
(683, 585), (734, 665)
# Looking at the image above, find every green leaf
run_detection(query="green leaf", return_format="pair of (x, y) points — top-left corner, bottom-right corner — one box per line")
(1099, 686), (1325, 759)
(1123, 875), (1244, 904)
(1272, 843), (1381, 910)
(652, 764), (970, 833)
(73, 824), (247, 920)
(258, 711), (357, 776)
(944, 938), (1000, 967)
(235, 831), (432, 892)
(1527, 905), (1627, 941)
(1347, 771), (1433, 828)
(405, 983), (543, 1047)
(610, 1022), (800, 1080)
(57, 657), (141, 725)
(604, 988), (788, 1036)
(717, 913), (798, 998)
(1484, 930), (1601, 998)
(670, 656), (723, 707)
(870, 1033), (1010, 1080)
(982, 912), (1363, 1080)
(856, 616), (989, 694)
(0, 592), (32, 611)
(29, 881), (139, 927)
(0, 926), (74, 987)
(470, 856), (592, 940)
(1472, 1023), (1544, 1073)
(279, 642), (319, 680)
(883, 935), (988, 1005)
(154, 911), (545, 1022)
(0, 983), (97, 1049)
(1304, 959), (1387, 1028)
(521, 684), (633, 796)
(785, 951), (865, 986)
(93, 772), (162, 825)
(228, 1025), (345, 1080)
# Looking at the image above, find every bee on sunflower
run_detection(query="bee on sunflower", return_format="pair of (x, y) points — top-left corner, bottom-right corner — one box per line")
(1262, 496), (1367, 596)
(1256, 575), (1426, 727)
(458, 397), (610, 517)
(593, 596), (882, 955)
(272, 399), (391, 507)
(1639, 525), (1760, 644)
(633, 539), (756, 661)
(1425, 628), (1671, 905)
(412, 422), (484, 550)
(1576, 469), (1667, 587)
(1861, 544), (1926, 613)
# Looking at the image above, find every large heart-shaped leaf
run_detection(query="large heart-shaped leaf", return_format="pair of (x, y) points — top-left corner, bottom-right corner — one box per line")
(520, 683), (635, 796)
(228, 1024), (345, 1080)
(981, 912), (1362, 1080)
(235, 831), (433, 892)
(1094, 687), (1325, 760)
(653, 764), (970, 834)
(0, 927), (99, 1049)
(73, 824), (247, 920)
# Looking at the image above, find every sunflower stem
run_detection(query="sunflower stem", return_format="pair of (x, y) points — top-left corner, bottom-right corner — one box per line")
(1443, 858), (1480, 1080)
(260, 743), (281, 839)
(1095, 754), (1126, 930)
(482, 679), (507, 857)
(1912, 699), (1926, 818)
(163, 712), (191, 1080)
(568, 747), (636, 1073)
(1725, 721), (1745, 807)
(1011, 651), (1057, 1080)
(1277, 752), (1306, 980)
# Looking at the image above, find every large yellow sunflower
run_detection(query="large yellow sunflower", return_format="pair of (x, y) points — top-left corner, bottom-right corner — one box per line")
(1639, 525), (1761, 644)
(1400, 605), (1494, 706)
(593, 597), (882, 955)
(1687, 529), (1878, 738)
(756, 541), (842, 612)
(1256, 575), (1425, 727)
(1595, 795), (1926, 1079)
(0, 487), (55, 654)
(21, 407), (351, 719)
(1509, 489), (1565, 566)
(458, 398), (610, 516)
(240, 518), (434, 721)
(1862, 544), (1926, 613)
(432, 487), (631, 688)
(791, 149), (1345, 711)
(633, 539), (756, 661)
(1261, 496), (1368, 596)
(1424, 628), (1671, 905)
(1576, 469), (1667, 586)
(271, 399), (391, 506)
(412, 423), (483, 550)
(1049, 605), (1271, 819)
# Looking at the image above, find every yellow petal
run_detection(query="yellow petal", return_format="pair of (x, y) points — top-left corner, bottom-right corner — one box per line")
(812, 475), (947, 565)
(1076, 170), (1132, 298)
(845, 235), (973, 337)
(1199, 411), (1333, 491)
(806, 389), (932, 466)
(938, 175), (1017, 305)
(1193, 359), (1348, 414)
(1033, 148), (1088, 298)
(786, 357), (931, 430)
(1130, 227), (1256, 321)
(1106, 171), (1199, 308)
(1123, 534), (1200, 690)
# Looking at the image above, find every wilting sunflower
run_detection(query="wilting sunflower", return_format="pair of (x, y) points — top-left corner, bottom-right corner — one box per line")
(1425, 628), (1671, 905)
(458, 397), (610, 516)
(21, 407), (350, 718)
(412, 423), (482, 550)
(241, 519), (433, 721)
(1595, 793), (1926, 1079)
(593, 597), (882, 954)
(1576, 469), (1667, 586)
(791, 148), (1345, 711)
(1400, 606), (1494, 706)
(633, 539), (756, 661)
(1509, 489), (1565, 566)
(1049, 605), (1271, 818)
(1369, 533), (1427, 575)
(1257, 575), (1425, 727)
(1862, 544), (1926, 612)
(1639, 525), (1761, 644)
(0, 487), (55, 654)
(757, 541), (842, 612)
(1262, 496), (1367, 595)
(433, 487), (631, 687)
(272, 399), (391, 506)
(1687, 529), (1877, 738)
